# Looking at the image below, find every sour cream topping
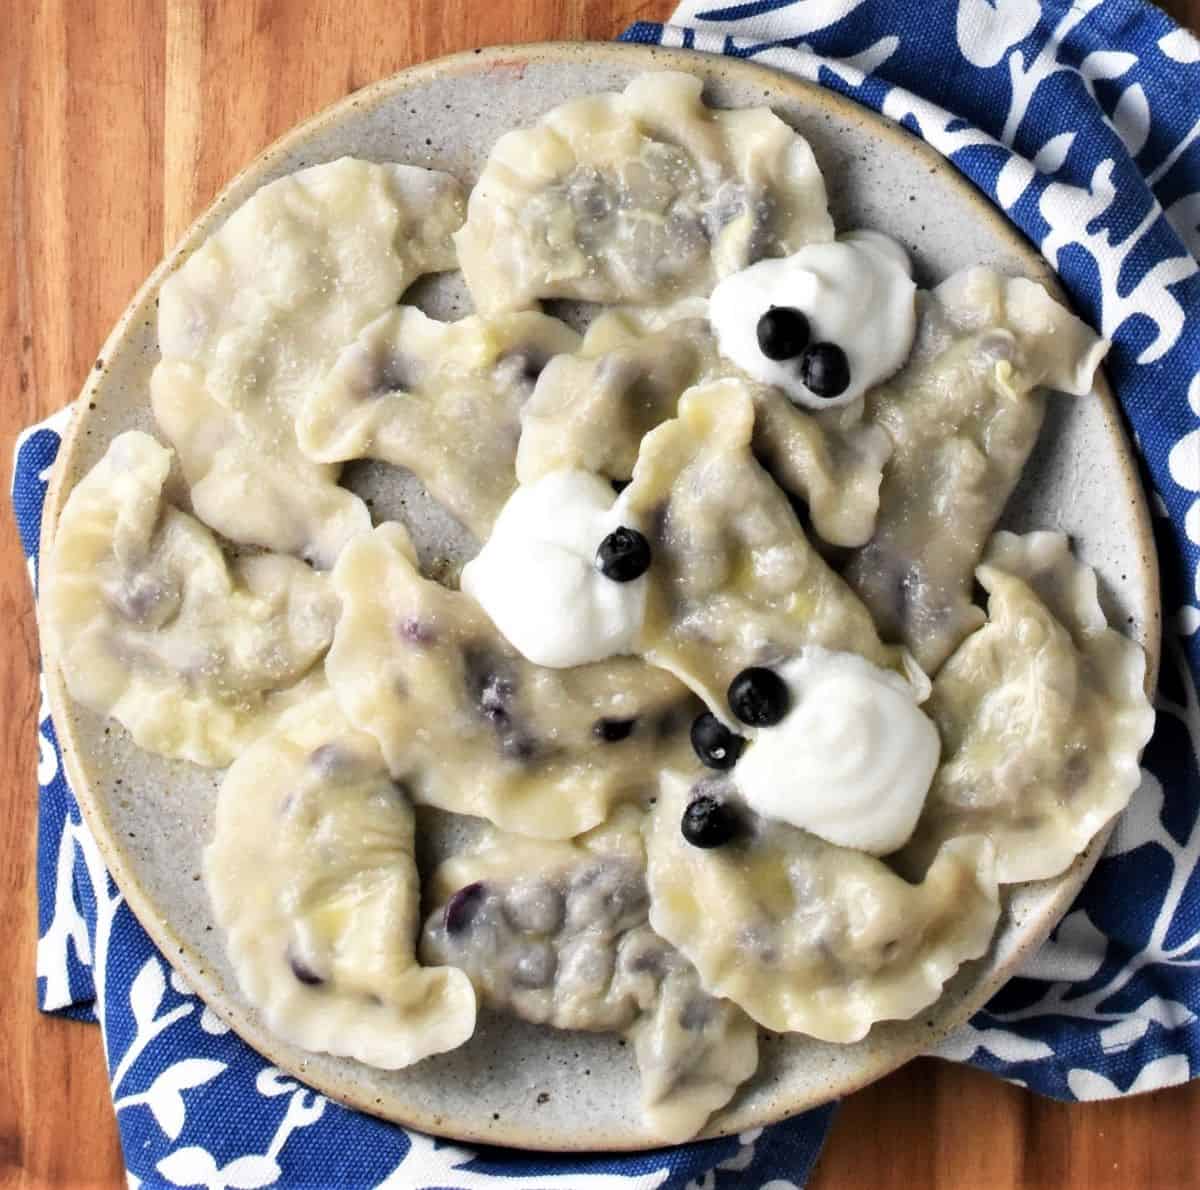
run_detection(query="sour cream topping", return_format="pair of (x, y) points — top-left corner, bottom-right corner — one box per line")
(461, 470), (647, 668)
(735, 647), (939, 855)
(708, 230), (917, 410)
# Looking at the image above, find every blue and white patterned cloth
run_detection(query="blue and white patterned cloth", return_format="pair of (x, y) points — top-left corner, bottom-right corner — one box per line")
(13, 2), (1200, 1185)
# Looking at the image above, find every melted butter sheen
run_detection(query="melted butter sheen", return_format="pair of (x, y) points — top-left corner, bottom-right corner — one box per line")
(735, 647), (939, 855)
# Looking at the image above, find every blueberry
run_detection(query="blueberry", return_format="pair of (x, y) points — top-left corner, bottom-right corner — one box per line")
(756, 307), (810, 361)
(444, 882), (487, 934)
(728, 667), (790, 727)
(681, 795), (740, 849)
(594, 717), (636, 742)
(689, 712), (746, 770)
(799, 342), (850, 398)
(596, 527), (651, 582)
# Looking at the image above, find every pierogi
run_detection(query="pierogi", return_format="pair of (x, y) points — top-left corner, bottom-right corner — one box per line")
(326, 523), (699, 838)
(456, 72), (834, 313)
(844, 269), (1108, 673)
(614, 378), (913, 719)
(44, 69), (1155, 1145)
(299, 307), (580, 539)
(421, 809), (758, 1142)
(901, 532), (1155, 883)
(644, 771), (999, 1041)
(153, 157), (465, 567)
(518, 310), (893, 547)
(42, 432), (338, 767)
(206, 692), (476, 1068)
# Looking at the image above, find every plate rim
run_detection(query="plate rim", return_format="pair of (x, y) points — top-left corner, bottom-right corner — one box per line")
(38, 40), (1162, 1151)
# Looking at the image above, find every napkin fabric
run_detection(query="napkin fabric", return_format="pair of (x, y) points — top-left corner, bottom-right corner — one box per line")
(14, 1), (1200, 1185)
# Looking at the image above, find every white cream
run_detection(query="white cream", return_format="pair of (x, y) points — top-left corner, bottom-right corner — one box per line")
(461, 470), (647, 668)
(735, 648), (939, 855)
(708, 230), (917, 410)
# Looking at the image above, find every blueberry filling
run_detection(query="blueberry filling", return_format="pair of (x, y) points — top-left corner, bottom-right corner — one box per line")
(681, 795), (740, 849)
(376, 354), (413, 395)
(307, 743), (345, 775)
(512, 942), (558, 988)
(503, 883), (564, 934)
(596, 527), (652, 582)
(678, 997), (715, 1031)
(114, 573), (172, 626)
(287, 948), (325, 987)
(728, 667), (790, 727)
(799, 342), (850, 398)
(398, 616), (436, 645)
(756, 306), (810, 361)
(594, 717), (636, 742)
(464, 646), (538, 759)
(444, 882), (487, 934)
(689, 712), (746, 770)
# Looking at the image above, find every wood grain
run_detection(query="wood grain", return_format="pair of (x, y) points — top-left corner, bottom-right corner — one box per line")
(3, 2), (1199, 1186)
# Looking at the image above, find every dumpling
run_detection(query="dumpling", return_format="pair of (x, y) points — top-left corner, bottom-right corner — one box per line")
(456, 72), (833, 314)
(205, 691), (476, 1068)
(614, 378), (912, 719)
(516, 312), (711, 487)
(900, 531), (1154, 884)
(421, 809), (758, 1142)
(152, 158), (465, 567)
(326, 522), (700, 838)
(750, 384), (892, 550)
(41, 432), (338, 766)
(297, 306), (580, 539)
(844, 269), (1108, 673)
(519, 310), (891, 548)
(645, 771), (1000, 1041)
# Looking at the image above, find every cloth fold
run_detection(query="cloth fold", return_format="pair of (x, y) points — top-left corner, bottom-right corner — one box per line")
(14, 1), (1200, 1185)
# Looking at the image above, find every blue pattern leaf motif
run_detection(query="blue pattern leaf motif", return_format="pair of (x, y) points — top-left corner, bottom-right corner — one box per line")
(158, 1146), (282, 1190)
(119, 1059), (228, 1141)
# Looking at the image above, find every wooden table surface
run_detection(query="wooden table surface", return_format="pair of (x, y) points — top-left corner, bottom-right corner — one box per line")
(4, 2), (1200, 1186)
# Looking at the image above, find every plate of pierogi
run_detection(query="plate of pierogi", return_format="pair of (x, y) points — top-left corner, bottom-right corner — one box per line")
(38, 42), (1160, 1149)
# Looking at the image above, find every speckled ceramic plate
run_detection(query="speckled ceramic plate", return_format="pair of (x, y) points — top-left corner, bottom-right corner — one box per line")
(41, 42), (1161, 1151)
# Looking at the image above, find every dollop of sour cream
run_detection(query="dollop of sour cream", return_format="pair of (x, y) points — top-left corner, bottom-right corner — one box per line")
(461, 470), (647, 668)
(734, 647), (939, 855)
(708, 230), (917, 410)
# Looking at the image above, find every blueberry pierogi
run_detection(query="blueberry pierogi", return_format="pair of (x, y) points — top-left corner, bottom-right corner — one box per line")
(613, 377), (912, 717)
(900, 532), (1155, 884)
(45, 70), (1154, 1143)
(42, 432), (338, 767)
(153, 158), (465, 567)
(456, 72), (834, 313)
(206, 692), (476, 1068)
(299, 307), (580, 539)
(519, 308), (893, 547)
(645, 772), (999, 1041)
(327, 522), (699, 839)
(516, 312), (714, 487)
(421, 810), (758, 1142)
(844, 268), (1109, 673)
